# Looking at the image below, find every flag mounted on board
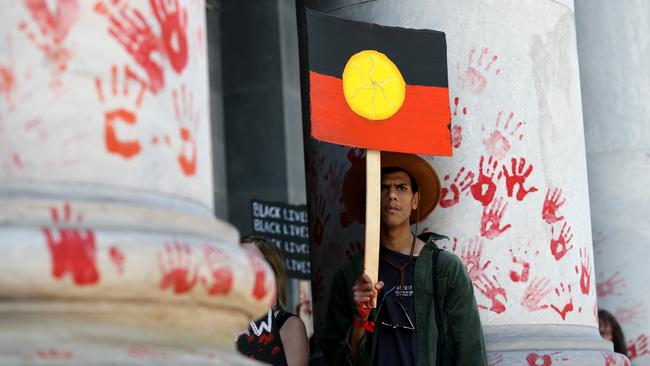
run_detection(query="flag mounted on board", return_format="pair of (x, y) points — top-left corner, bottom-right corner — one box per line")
(305, 9), (452, 156)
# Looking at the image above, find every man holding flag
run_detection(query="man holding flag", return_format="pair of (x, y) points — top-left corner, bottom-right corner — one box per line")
(299, 8), (486, 366)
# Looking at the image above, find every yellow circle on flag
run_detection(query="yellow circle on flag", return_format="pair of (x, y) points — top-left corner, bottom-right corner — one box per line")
(342, 50), (406, 120)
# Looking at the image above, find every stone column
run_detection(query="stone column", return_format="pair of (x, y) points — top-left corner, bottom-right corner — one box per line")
(0, 1), (274, 364)
(576, 1), (650, 365)
(303, 0), (629, 364)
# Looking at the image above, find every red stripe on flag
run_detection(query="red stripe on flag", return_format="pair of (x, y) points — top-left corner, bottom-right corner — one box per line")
(309, 71), (452, 156)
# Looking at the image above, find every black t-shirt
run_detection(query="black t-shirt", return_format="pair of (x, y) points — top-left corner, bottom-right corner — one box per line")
(236, 309), (292, 365)
(374, 246), (417, 366)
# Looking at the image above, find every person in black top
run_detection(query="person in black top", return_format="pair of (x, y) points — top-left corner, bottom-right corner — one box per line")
(236, 235), (309, 366)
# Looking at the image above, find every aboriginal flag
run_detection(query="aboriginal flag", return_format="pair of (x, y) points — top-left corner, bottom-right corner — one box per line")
(303, 9), (451, 156)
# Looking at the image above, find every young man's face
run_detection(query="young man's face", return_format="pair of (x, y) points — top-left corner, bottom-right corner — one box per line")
(380, 171), (419, 228)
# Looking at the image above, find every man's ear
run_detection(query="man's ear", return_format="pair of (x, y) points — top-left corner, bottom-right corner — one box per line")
(412, 191), (420, 210)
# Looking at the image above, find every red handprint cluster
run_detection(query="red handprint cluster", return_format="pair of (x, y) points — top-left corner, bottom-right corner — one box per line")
(95, 0), (189, 93)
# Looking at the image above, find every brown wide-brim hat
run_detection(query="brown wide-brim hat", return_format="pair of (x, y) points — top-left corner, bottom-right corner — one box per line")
(342, 151), (441, 224)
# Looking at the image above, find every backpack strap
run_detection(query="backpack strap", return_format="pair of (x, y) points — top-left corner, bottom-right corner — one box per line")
(431, 248), (444, 366)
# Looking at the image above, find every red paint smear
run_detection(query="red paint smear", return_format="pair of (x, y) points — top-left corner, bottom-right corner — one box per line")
(177, 127), (197, 176)
(309, 71), (451, 155)
(104, 109), (142, 158)
(34, 348), (74, 360)
(248, 250), (269, 301)
(42, 203), (99, 286)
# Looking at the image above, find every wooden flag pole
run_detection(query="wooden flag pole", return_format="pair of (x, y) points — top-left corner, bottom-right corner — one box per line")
(364, 149), (381, 294)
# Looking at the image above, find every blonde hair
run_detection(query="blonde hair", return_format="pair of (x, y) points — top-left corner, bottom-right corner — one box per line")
(240, 235), (288, 308)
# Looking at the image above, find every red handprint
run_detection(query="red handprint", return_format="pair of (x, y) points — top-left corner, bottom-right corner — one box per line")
(201, 244), (233, 296)
(603, 352), (617, 366)
(150, 0), (188, 74)
(597, 271), (625, 297)
(247, 248), (271, 301)
(628, 334), (650, 360)
(521, 277), (551, 311)
(460, 237), (491, 282)
(550, 283), (574, 320)
(457, 47), (501, 95)
(615, 303), (645, 324)
(440, 167), (474, 208)
(574, 247), (591, 295)
(158, 241), (198, 294)
(470, 155), (502, 206)
(95, 64), (146, 159)
(482, 111), (525, 160)
(542, 187), (566, 224)
(526, 353), (551, 366)
(346, 147), (364, 163)
(488, 353), (504, 366)
(480, 197), (512, 240)
(171, 84), (199, 176)
(451, 96), (469, 149)
(502, 157), (538, 201)
(102, 3), (165, 93)
(345, 241), (362, 259)
(509, 248), (530, 283)
(108, 245), (125, 275)
(20, 0), (80, 87)
(475, 274), (507, 314)
(42, 203), (99, 286)
(34, 349), (74, 360)
(312, 194), (330, 246)
(550, 222), (573, 261)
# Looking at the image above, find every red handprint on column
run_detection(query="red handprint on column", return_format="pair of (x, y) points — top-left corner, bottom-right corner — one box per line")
(480, 197), (512, 240)
(628, 334), (650, 360)
(42, 203), (99, 286)
(470, 155), (502, 206)
(439, 167), (474, 208)
(488, 353), (504, 366)
(457, 47), (501, 95)
(99, 2), (165, 93)
(521, 277), (551, 311)
(549, 222), (573, 261)
(108, 245), (125, 275)
(615, 303), (645, 324)
(19, 0), (80, 87)
(541, 187), (566, 224)
(247, 248), (271, 301)
(526, 353), (551, 366)
(482, 111), (525, 160)
(550, 283), (574, 320)
(200, 244), (233, 296)
(171, 84), (199, 176)
(95, 64), (146, 159)
(451, 97), (469, 149)
(312, 194), (330, 246)
(502, 157), (538, 201)
(460, 237), (491, 282)
(475, 274), (507, 314)
(509, 247), (531, 283)
(157, 241), (198, 294)
(150, 0), (188, 74)
(574, 247), (591, 295)
(597, 271), (626, 297)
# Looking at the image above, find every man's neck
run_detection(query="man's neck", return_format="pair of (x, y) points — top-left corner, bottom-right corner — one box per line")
(380, 223), (414, 254)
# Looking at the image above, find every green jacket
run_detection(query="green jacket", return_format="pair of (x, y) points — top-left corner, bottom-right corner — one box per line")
(320, 234), (487, 366)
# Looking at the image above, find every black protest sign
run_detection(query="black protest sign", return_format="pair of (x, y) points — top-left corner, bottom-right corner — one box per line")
(251, 199), (310, 279)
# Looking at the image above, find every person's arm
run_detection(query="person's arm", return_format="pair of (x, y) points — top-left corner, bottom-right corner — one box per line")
(279, 316), (309, 366)
(442, 254), (487, 366)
